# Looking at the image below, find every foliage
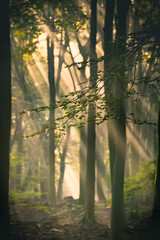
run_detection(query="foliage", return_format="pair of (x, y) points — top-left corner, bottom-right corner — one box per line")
(9, 190), (51, 214)
(105, 197), (112, 209)
(10, 152), (49, 198)
(12, 0), (159, 141)
(19, 51), (158, 139)
(10, 190), (42, 204)
(124, 160), (156, 215)
(51, 0), (88, 32)
(10, 0), (42, 55)
(104, 161), (156, 216)
(9, 0), (88, 83)
(134, 0), (160, 21)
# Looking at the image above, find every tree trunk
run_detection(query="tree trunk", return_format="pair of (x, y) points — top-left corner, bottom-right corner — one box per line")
(84, 0), (97, 222)
(104, 0), (115, 187)
(47, 34), (56, 208)
(111, 110), (126, 240)
(57, 127), (70, 201)
(0, 1), (11, 238)
(111, 1), (130, 239)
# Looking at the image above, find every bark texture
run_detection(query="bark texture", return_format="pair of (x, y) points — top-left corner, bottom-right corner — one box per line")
(47, 35), (56, 208)
(57, 127), (70, 201)
(111, 1), (130, 239)
(85, 0), (97, 222)
(0, 1), (11, 239)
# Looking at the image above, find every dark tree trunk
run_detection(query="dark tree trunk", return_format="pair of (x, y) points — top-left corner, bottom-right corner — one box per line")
(47, 34), (56, 208)
(0, 1), (11, 239)
(152, 106), (160, 239)
(111, 112), (126, 240)
(111, 1), (130, 240)
(104, 0), (115, 187)
(57, 127), (70, 201)
(84, 0), (97, 222)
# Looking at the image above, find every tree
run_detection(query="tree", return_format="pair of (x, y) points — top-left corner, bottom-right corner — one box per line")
(47, 11), (56, 206)
(104, 0), (115, 192)
(0, 0), (11, 239)
(104, 0), (130, 238)
(57, 127), (70, 201)
(110, 1), (131, 239)
(84, 0), (97, 223)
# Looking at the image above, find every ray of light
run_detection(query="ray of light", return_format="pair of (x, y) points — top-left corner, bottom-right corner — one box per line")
(126, 123), (152, 163)
(27, 64), (48, 105)
(41, 24), (55, 44)
(32, 54), (48, 85)
(62, 164), (79, 199)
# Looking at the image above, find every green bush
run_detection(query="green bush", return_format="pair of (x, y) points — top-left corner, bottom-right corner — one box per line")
(124, 160), (156, 215)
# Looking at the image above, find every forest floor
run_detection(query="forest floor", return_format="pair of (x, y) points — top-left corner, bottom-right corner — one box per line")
(10, 197), (152, 240)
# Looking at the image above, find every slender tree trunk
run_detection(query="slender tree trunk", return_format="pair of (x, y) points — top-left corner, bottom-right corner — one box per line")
(0, 1), (11, 238)
(47, 34), (56, 208)
(104, 0), (115, 187)
(57, 127), (70, 201)
(56, 30), (67, 94)
(84, 0), (97, 222)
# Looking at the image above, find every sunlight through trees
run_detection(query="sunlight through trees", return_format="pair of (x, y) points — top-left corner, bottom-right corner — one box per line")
(1, 0), (159, 239)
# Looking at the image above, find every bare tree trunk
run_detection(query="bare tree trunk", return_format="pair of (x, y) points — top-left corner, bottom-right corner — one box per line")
(111, 1), (130, 239)
(47, 32), (56, 207)
(0, 1), (11, 238)
(104, 0), (115, 187)
(84, 0), (97, 223)
(57, 127), (70, 201)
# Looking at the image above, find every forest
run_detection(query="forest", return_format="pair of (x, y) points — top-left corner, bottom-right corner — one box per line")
(0, 0), (160, 239)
